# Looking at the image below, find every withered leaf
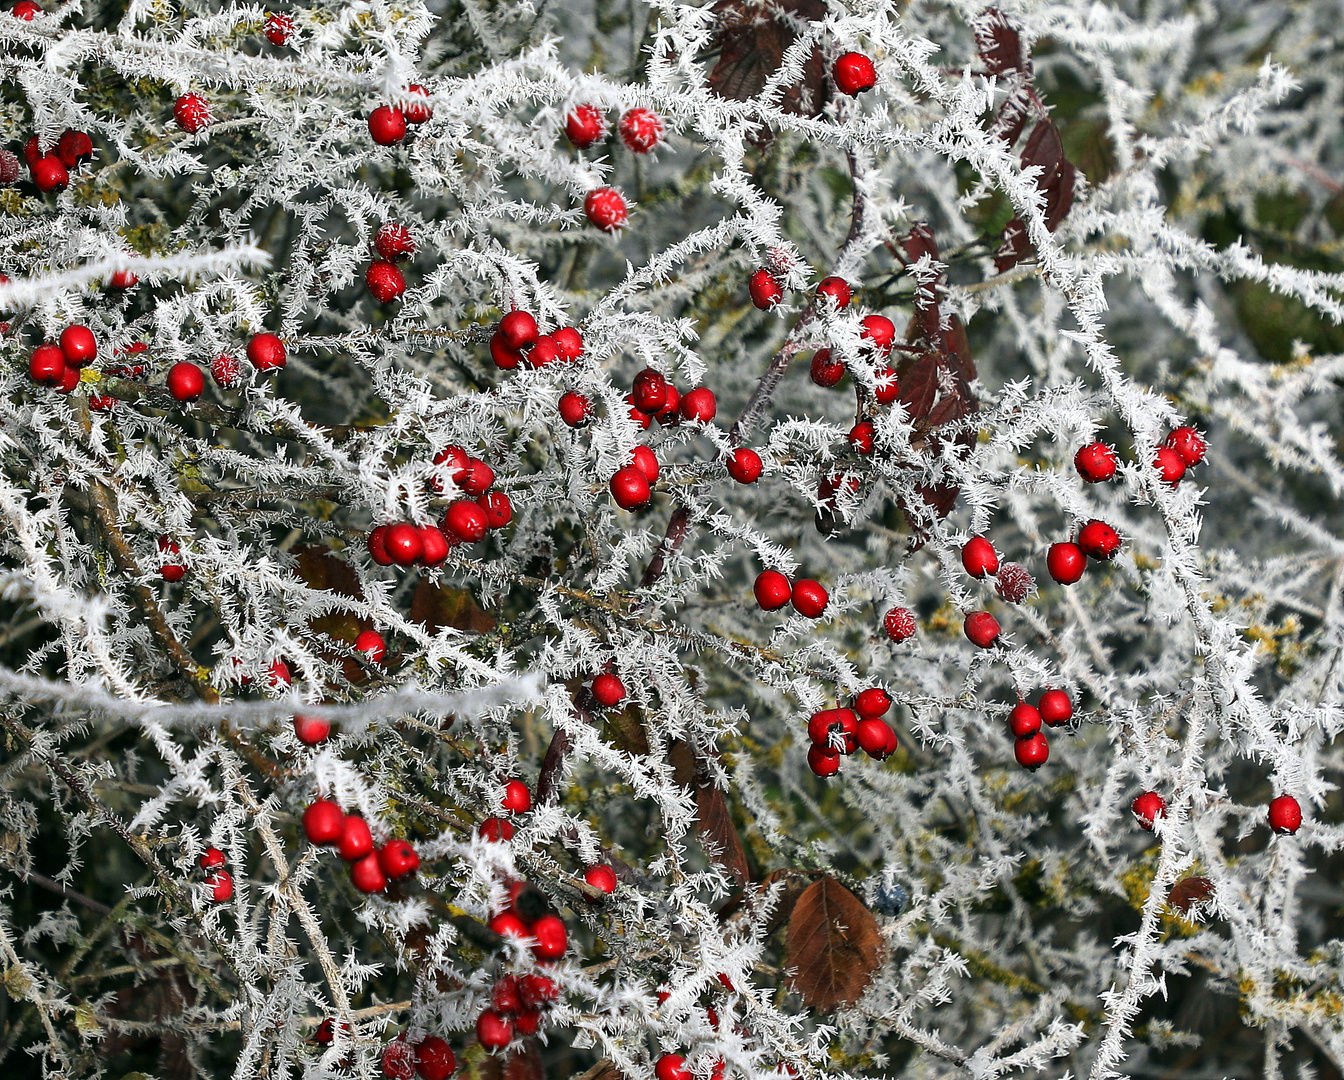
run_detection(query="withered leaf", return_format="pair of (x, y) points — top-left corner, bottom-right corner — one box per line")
(707, 0), (828, 122)
(1021, 119), (1075, 231)
(785, 875), (885, 1013)
(294, 544), (364, 644)
(669, 739), (751, 882)
(410, 581), (496, 634)
(1167, 876), (1215, 914)
(974, 7), (1031, 78)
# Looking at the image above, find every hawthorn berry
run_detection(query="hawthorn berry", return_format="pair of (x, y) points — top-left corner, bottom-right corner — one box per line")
(749, 268), (783, 309)
(584, 187), (628, 232)
(1046, 542), (1086, 584)
(403, 85), (433, 124)
(493, 974), (522, 1014)
(444, 500), (489, 543)
(551, 326), (584, 361)
(995, 563), (1035, 604)
(210, 354), (240, 387)
(808, 708), (857, 751)
(807, 744), (841, 776)
(418, 525), (450, 567)
(529, 913), (568, 960)
(1074, 442), (1117, 483)
(1152, 444), (1186, 486)
(368, 105), (407, 145)
(378, 839), (420, 880)
(631, 368), (669, 413)
(499, 310), (539, 350)
(628, 398), (653, 428)
(655, 384), (680, 423)
(293, 713), (331, 746)
(478, 491), (512, 528)
(519, 973), (558, 1009)
(565, 103), (607, 148)
(681, 386), (717, 423)
(28, 345), (66, 385)
(591, 672), (626, 708)
(206, 869), (234, 902)
(56, 130), (92, 169)
(476, 1011), (513, 1052)
(1166, 426), (1206, 466)
(167, 361), (205, 402)
(479, 818), (514, 843)
(1014, 732), (1049, 770)
(502, 780), (532, 814)
(199, 846), (226, 870)
(263, 13), (293, 46)
(108, 269), (138, 289)
(59, 325), (96, 365)
(873, 365), (899, 404)
(559, 391), (593, 427)
(610, 465), (651, 509)
(855, 688), (891, 718)
(366, 261), (406, 303)
(11, 1), (39, 17)
(173, 93), (212, 133)
(961, 536), (999, 578)
(432, 445), (469, 490)
(489, 911), (527, 938)
(23, 136), (41, 166)
(1131, 791), (1167, 830)
(525, 336), (559, 367)
(384, 522), (425, 566)
(754, 570), (792, 611)
(55, 365), (79, 394)
(461, 458), (494, 496)
(246, 332), (286, 371)
(833, 51), (877, 95)
(268, 659), (292, 688)
(630, 445), (660, 485)
(159, 537), (185, 582)
(515, 1010), (542, 1036)
(338, 816), (374, 861)
(618, 107), (664, 153)
(964, 611), (1001, 648)
(791, 578), (828, 618)
(1038, 689), (1073, 726)
(30, 155), (68, 193)
(816, 276), (851, 308)
(584, 863), (618, 896)
(860, 314), (896, 352)
(856, 718), (897, 759)
(351, 852), (388, 894)
(490, 332), (523, 370)
(303, 799), (345, 845)
(1077, 519), (1121, 560)
(1009, 702), (1042, 738)
(726, 447), (763, 483)
(374, 222), (416, 262)
(656, 1055), (693, 1080)
(810, 348), (844, 387)
(353, 629), (387, 662)
(884, 607), (916, 641)
(414, 1038), (455, 1080)
(1269, 794), (1302, 835)
(849, 422), (875, 454)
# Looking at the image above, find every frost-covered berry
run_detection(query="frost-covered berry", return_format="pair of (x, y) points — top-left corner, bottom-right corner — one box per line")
(415, 1037), (456, 1080)
(754, 570), (791, 611)
(964, 611), (1000, 648)
(1039, 689), (1073, 726)
(591, 672), (626, 708)
(403, 85), (433, 124)
(726, 447), (763, 483)
(293, 713), (331, 746)
(873, 365), (899, 404)
(860, 314), (896, 352)
(618, 107), (664, 153)
(247, 332), (286, 371)
(460, 458), (494, 496)
(584, 864), (618, 897)
(1152, 445), (1186, 486)
(383, 1040), (419, 1079)
(816, 276), (851, 308)
(810, 348), (844, 387)
(584, 187), (628, 232)
(883, 606), (916, 642)
(1078, 520), (1122, 560)
(1047, 541), (1086, 584)
(1131, 791), (1167, 830)
(559, 391), (593, 428)
(30, 155), (67, 193)
(108, 269), (138, 289)
(418, 525), (449, 567)
(205, 869), (234, 902)
(565, 103), (608, 148)
(374, 223), (416, 262)
(1074, 442), (1117, 483)
(263, 13), (293, 45)
(872, 879), (909, 916)
(353, 629), (386, 662)
(995, 563), (1035, 604)
(11, 1), (41, 18)
(551, 326), (584, 361)
(1166, 426), (1207, 466)
(368, 105), (407, 145)
(791, 579), (828, 618)
(1009, 702), (1041, 738)
(656, 1055), (693, 1080)
(849, 422), (875, 454)
(366, 261), (406, 302)
(479, 817), (514, 842)
(173, 93), (212, 133)
(478, 491), (512, 528)
(833, 51), (877, 95)
(1269, 794), (1302, 835)
(680, 386), (717, 423)
(961, 536), (999, 578)
(476, 1010), (513, 1052)
(199, 846), (226, 870)
(303, 799), (345, 845)
(749, 268), (783, 309)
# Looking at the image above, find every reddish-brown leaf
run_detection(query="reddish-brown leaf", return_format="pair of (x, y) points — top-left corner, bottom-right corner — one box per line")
(670, 739), (751, 882)
(1167, 876), (1215, 914)
(1020, 120), (1075, 232)
(707, 0), (828, 121)
(410, 581), (496, 634)
(974, 7), (1031, 77)
(294, 543), (362, 599)
(785, 875), (885, 1013)
(994, 218), (1030, 272)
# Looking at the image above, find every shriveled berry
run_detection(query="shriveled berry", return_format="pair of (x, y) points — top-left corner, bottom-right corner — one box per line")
(995, 563), (1035, 604)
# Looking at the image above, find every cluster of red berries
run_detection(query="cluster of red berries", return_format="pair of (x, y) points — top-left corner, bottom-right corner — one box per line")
(159, 536), (185, 581)
(1129, 790), (1302, 835)
(490, 309), (583, 370)
(27, 324), (97, 393)
(1074, 426), (1207, 489)
(14, 127), (94, 193)
(199, 845), (234, 902)
(1004, 691), (1072, 770)
(475, 882), (568, 1050)
(805, 688), (898, 777)
(303, 798), (420, 894)
(807, 314), (900, 409)
(379, 1035), (456, 1080)
(366, 87), (435, 145)
(566, 103), (665, 154)
(479, 778), (533, 843)
(753, 569), (828, 619)
(364, 221), (418, 304)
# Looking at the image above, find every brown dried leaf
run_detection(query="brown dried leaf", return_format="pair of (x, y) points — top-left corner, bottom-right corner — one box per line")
(707, 0), (828, 122)
(785, 875), (885, 1013)
(669, 740), (751, 882)
(294, 544), (361, 599)
(410, 581), (496, 634)
(974, 7), (1031, 77)
(1167, 876), (1215, 914)
(1020, 120), (1075, 232)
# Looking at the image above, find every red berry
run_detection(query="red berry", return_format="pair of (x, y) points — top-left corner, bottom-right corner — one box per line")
(263, 13), (293, 45)
(167, 361), (205, 402)
(631, 368), (668, 413)
(726, 447), (763, 483)
(1014, 732), (1049, 770)
(655, 384), (680, 424)
(618, 107), (664, 153)
(444, 500), (489, 543)
(558, 391), (593, 427)
(961, 536), (999, 578)
(1074, 442), (1117, 483)
(530, 913), (568, 960)
(28, 344), (66, 385)
(810, 348), (844, 387)
(526, 335), (559, 368)
(489, 911), (528, 938)
(476, 1011), (513, 1052)
(855, 688), (891, 718)
(354, 629), (387, 662)
(816, 276), (851, 308)
(754, 570), (792, 611)
(351, 852), (388, 894)
(807, 708), (857, 751)
(1152, 445), (1186, 486)
(1009, 702), (1041, 738)
(1038, 689), (1072, 726)
(584, 187), (628, 232)
(303, 799), (345, 845)
(460, 458), (493, 496)
(59, 325), (97, 365)
(374, 222), (416, 262)
(247, 332), (286, 371)
(1077, 520), (1121, 560)
(1166, 426), (1206, 467)
(833, 51), (877, 95)
(791, 578), (829, 618)
(56, 129), (92, 169)
(656, 1055), (692, 1080)
(31, 154), (68, 193)
(378, 839), (420, 880)
(404, 85), (433, 124)
(366, 261), (407, 303)
(338, 816), (374, 861)
(478, 490), (512, 528)
(628, 398), (653, 429)
(211, 354), (240, 387)
(514, 1010), (541, 1036)
(367, 526), (392, 565)
(610, 465), (651, 510)
(565, 103), (607, 148)
(630, 445), (660, 485)
(502, 780), (532, 814)
(108, 268), (138, 289)
(294, 713), (332, 746)
(12, 1), (40, 17)
(417, 527), (449, 568)
(499, 310), (539, 350)
(584, 864), (618, 897)
(591, 672), (626, 708)
(206, 869), (234, 902)
(173, 93), (212, 133)
(414, 1036), (455, 1080)
(848, 422), (875, 453)
(384, 522), (424, 566)
(22, 137), (41, 166)
(490, 332), (523, 370)
(268, 659), (292, 688)
(860, 314), (896, 352)
(493, 974), (522, 1015)
(964, 610), (1000, 648)
(519, 973), (557, 1009)
(680, 386), (717, 423)
(856, 718), (896, 759)
(873, 365), (899, 404)
(1269, 794), (1302, 835)
(368, 105), (407, 145)
(199, 846), (226, 870)
(1046, 542), (1085, 584)
(1131, 791), (1166, 830)
(479, 816), (515, 842)
(551, 326), (584, 361)
(749, 268), (783, 309)
(995, 563), (1035, 604)
(807, 744), (841, 776)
